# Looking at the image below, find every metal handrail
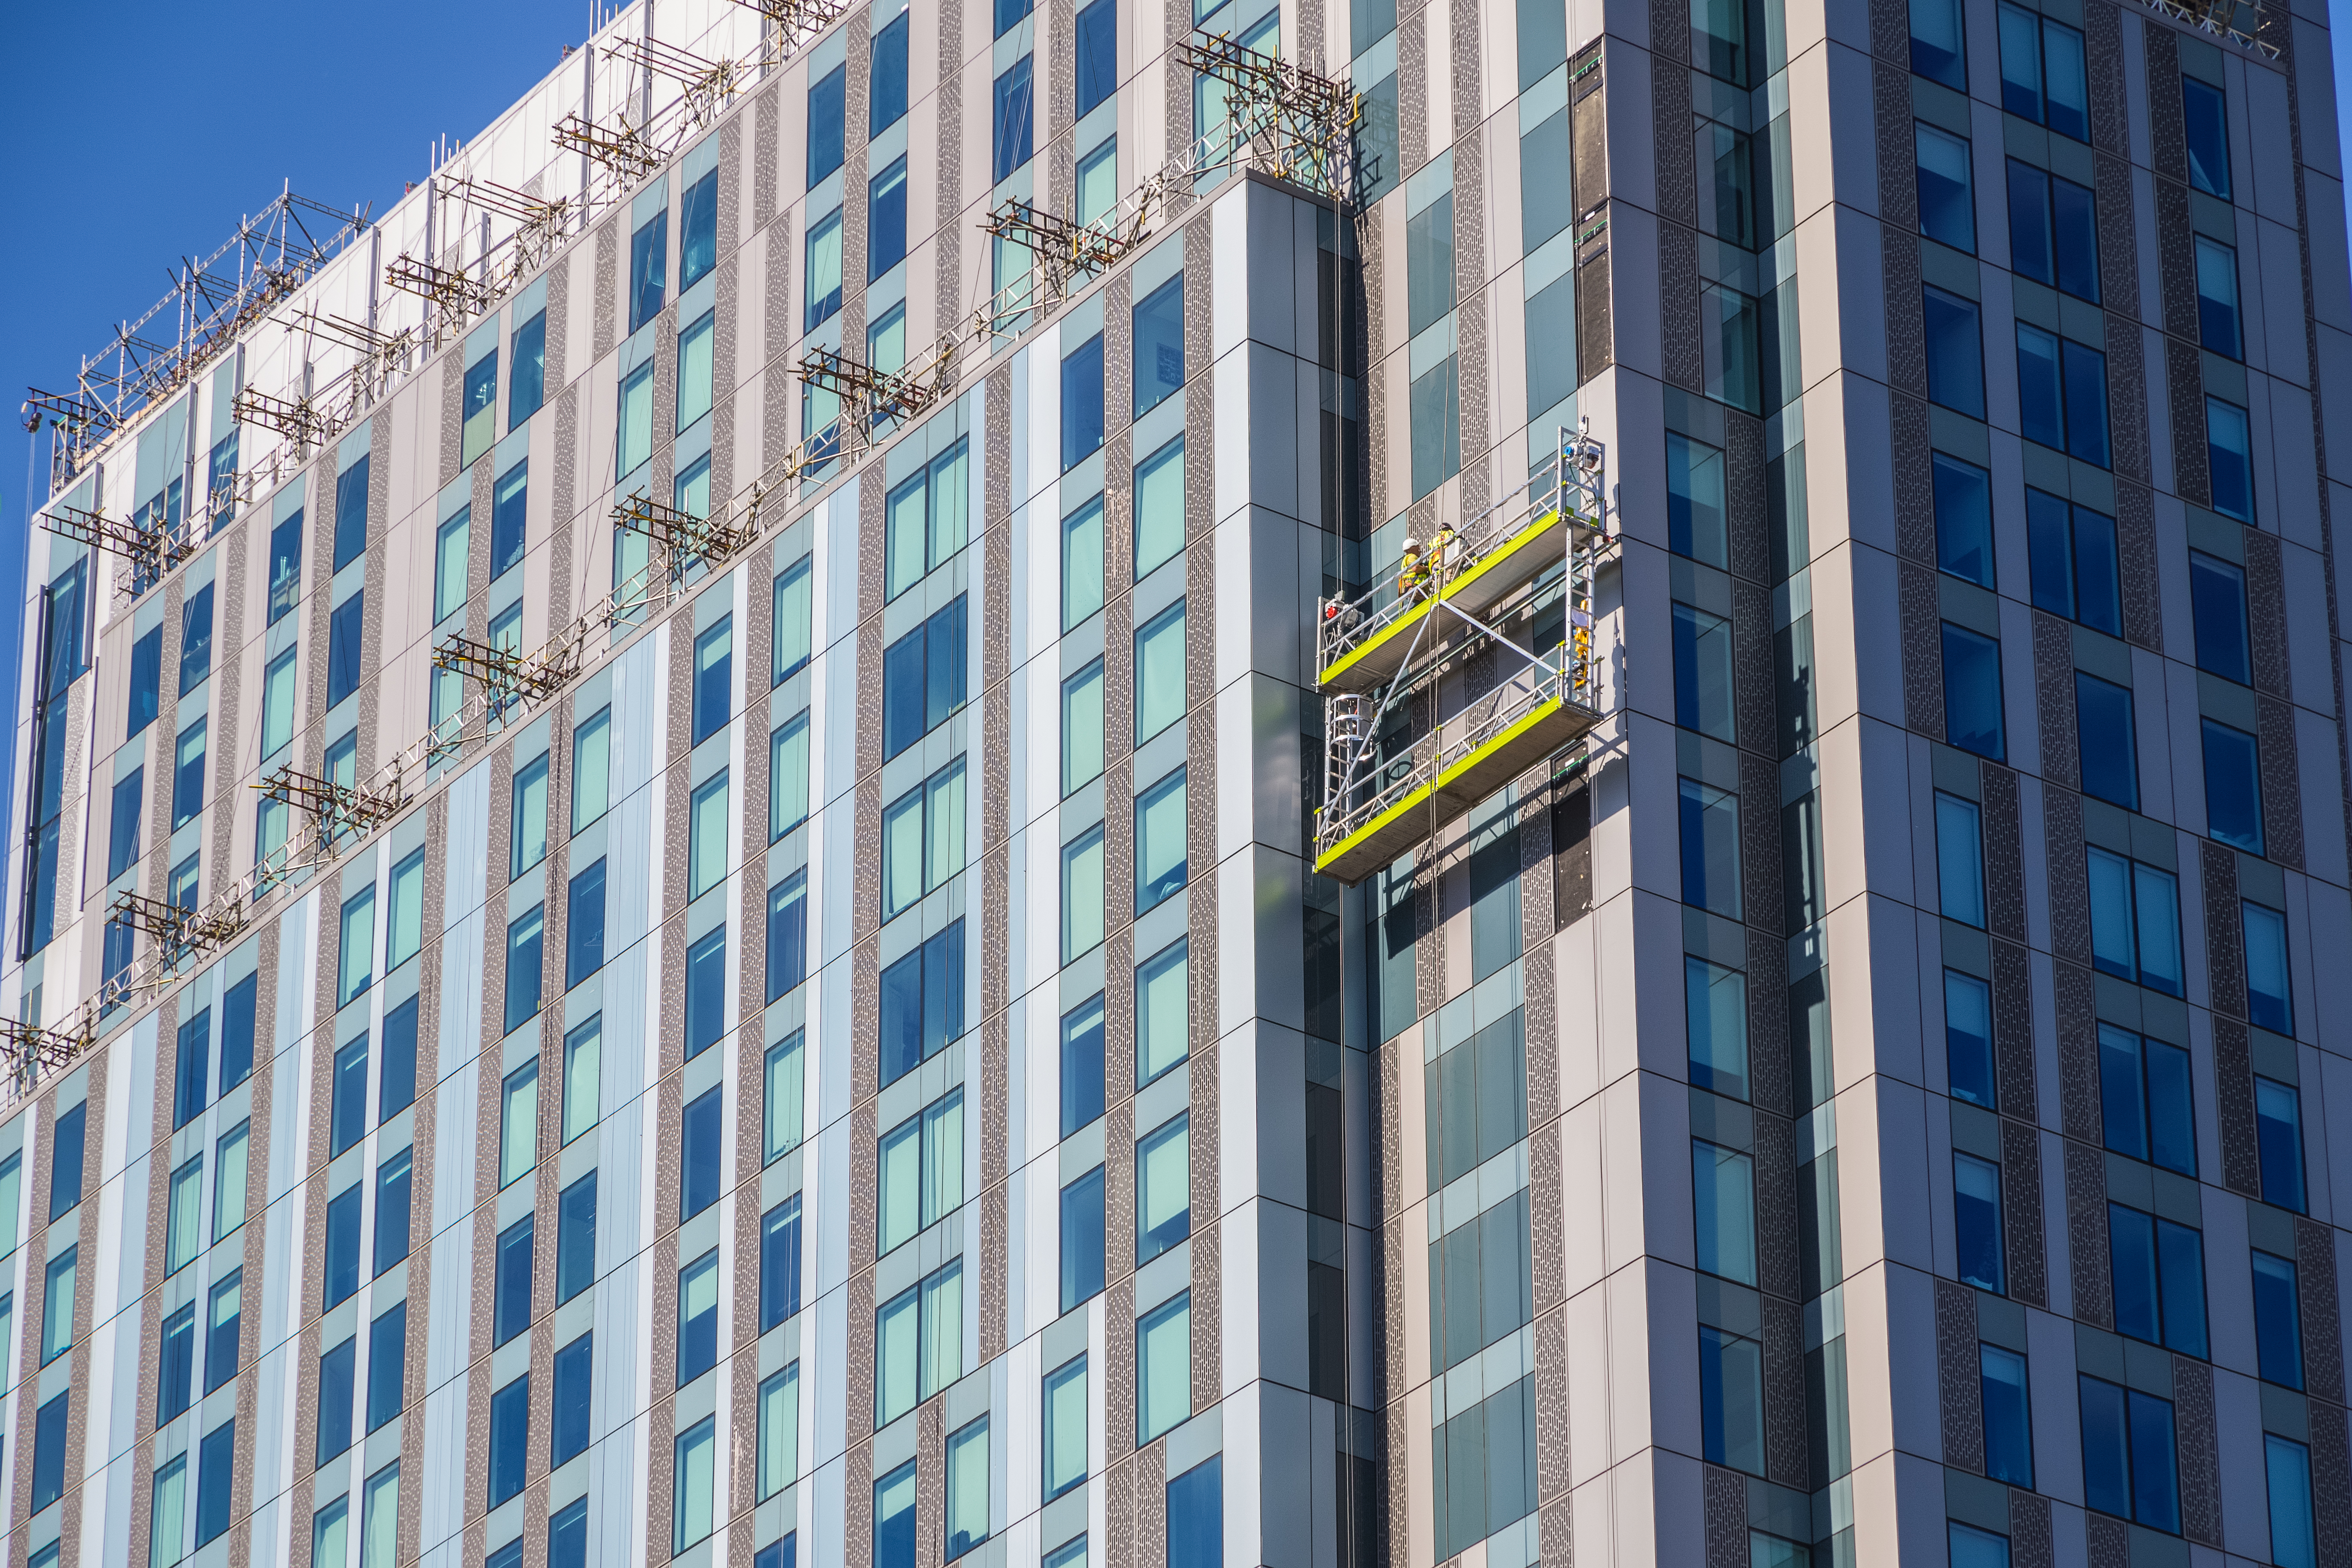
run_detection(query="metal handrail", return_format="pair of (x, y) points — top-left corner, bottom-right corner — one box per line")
(1312, 654), (1576, 860)
(1316, 426), (1608, 672)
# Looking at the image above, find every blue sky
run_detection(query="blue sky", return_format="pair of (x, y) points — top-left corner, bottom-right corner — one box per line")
(0, 1), (2349, 952)
(0, 0), (584, 952)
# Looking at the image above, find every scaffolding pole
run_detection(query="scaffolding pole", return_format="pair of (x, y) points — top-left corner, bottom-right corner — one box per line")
(230, 386), (337, 450)
(260, 765), (407, 849)
(40, 502), (199, 589)
(1174, 32), (1360, 199)
(385, 252), (496, 317)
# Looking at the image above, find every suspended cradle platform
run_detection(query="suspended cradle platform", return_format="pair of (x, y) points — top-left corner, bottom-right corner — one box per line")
(1315, 501), (1597, 694)
(1311, 677), (1605, 885)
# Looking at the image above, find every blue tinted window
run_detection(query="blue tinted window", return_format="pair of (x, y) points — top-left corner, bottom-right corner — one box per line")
(317, 1336), (357, 1463)
(2188, 551), (2249, 684)
(109, 769), (143, 879)
(1060, 1164), (1106, 1312)
(809, 65), (846, 185)
(195, 1420), (235, 1545)
(2201, 719), (2263, 854)
(882, 597), (968, 758)
(128, 626), (161, 738)
(331, 1035), (368, 1156)
(630, 208), (668, 332)
(875, 1460), (917, 1568)
(324, 1184), (361, 1308)
(373, 1147), (413, 1275)
(1910, 0), (1965, 86)
(495, 1216), (534, 1346)
(1166, 1456), (1223, 1568)
(505, 905), (546, 1034)
(1932, 453), (1993, 586)
(2255, 1077), (2304, 1212)
(871, 15), (910, 133)
(767, 871), (808, 1001)
(677, 1250), (720, 1384)
(30, 1393), (67, 1512)
(1134, 276), (1185, 417)
(1077, 0), (1118, 116)
(2244, 901), (2291, 1033)
(1941, 623), (2005, 760)
(327, 593), (364, 707)
(551, 1333), (594, 1468)
(1915, 123), (1975, 251)
(2251, 1250), (2303, 1388)
(686, 928), (727, 1056)
(567, 858), (606, 989)
(2075, 673), (2138, 810)
(993, 58), (1035, 183)
(1061, 993), (1106, 1136)
(1981, 1345), (2034, 1487)
(179, 583), (214, 695)
(491, 461), (528, 579)
(683, 1087), (723, 1220)
(174, 1007), (210, 1129)
(881, 922), (965, 1084)
(159, 1302), (196, 1424)
(557, 1172), (597, 1305)
(1953, 1152), (2005, 1293)
(368, 1302), (406, 1430)
(1061, 333), (1105, 470)
(2182, 77), (2230, 198)
(334, 453), (371, 570)
(762, 1196), (803, 1329)
(268, 512), (304, 625)
(1944, 970), (1995, 1109)
(489, 1375), (530, 1507)
(510, 310), (547, 429)
(2207, 398), (2253, 521)
(692, 617), (732, 744)
(869, 157), (909, 280)
(49, 1101), (84, 1219)
(2018, 324), (2064, 448)
(1923, 287), (1984, 417)
(996, 0), (1031, 36)
(680, 169), (718, 291)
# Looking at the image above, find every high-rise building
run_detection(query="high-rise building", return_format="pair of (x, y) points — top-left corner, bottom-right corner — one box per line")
(9, 0), (2351, 1562)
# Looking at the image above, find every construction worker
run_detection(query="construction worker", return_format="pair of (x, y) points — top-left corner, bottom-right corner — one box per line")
(1431, 521), (1460, 583)
(1396, 539), (1430, 602)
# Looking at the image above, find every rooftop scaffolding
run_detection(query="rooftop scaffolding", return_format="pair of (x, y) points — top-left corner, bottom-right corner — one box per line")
(39, 501), (199, 594)
(2140, 0), (2276, 54)
(1176, 32), (1361, 200)
(555, 109), (664, 180)
(259, 764), (408, 852)
(26, 188), (371, 492)
(385, 251), (497, 317)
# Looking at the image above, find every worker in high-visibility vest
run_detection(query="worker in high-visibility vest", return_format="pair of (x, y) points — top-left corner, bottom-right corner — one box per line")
(1397, 540), (1430, 602)
(1431, 522), (1460, 584)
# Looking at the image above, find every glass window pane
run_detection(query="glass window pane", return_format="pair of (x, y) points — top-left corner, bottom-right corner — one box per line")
(1954, 1152), (2006, 1293)
(1136, 769), (1188, 913)
(1684, 956), (1748, 1100)
(1044, 1356), (1088, 1498)
(1137, 1113), (1191, 1262)
(1135, 601), (1186, 741)
(1063, 497), (1105, 628)
(1945, 970), (1995, 1109)
(1135, 438), (1186, 580)
(1692, 1140), (1757, 1284)
(1138, 1292), (1192, 1443)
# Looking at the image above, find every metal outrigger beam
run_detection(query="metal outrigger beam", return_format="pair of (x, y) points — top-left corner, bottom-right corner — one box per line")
(40, 501), (201, 594)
